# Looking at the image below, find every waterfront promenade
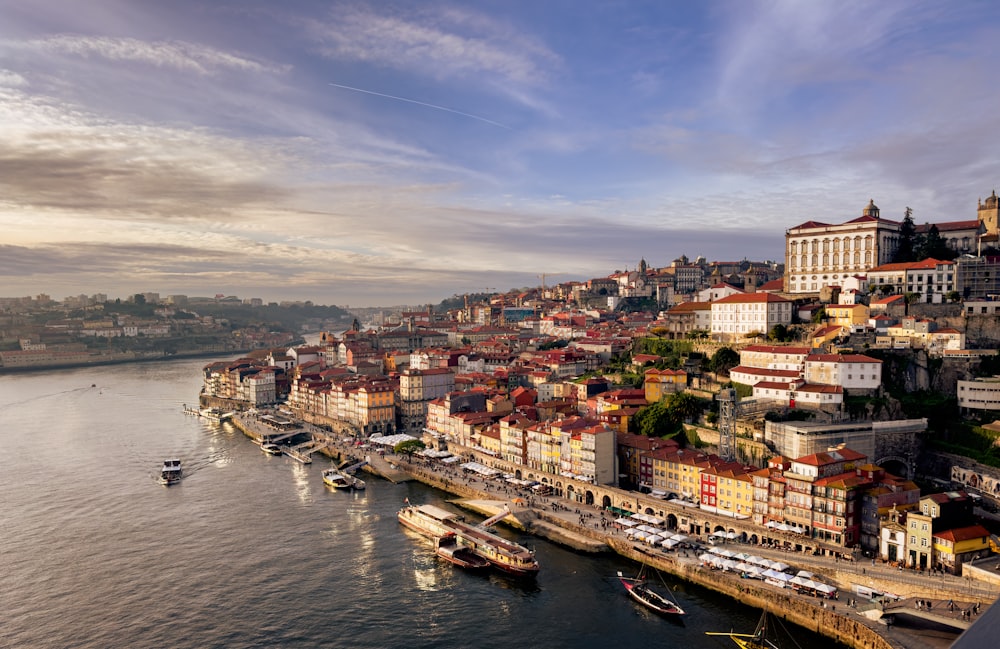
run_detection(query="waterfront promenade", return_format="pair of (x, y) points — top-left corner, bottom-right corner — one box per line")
(230, 413), (997, 649)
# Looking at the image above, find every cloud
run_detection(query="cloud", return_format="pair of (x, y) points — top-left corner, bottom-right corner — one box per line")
(16, 34), (284, 75)
(308, 7), (559, 85)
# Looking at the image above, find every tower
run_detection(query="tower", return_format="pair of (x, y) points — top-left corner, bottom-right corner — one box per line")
(978, 190), (999, 238)
(716, 388), (737, 462)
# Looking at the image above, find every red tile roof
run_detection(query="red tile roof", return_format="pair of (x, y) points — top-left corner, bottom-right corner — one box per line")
(714, 292), (792, 304)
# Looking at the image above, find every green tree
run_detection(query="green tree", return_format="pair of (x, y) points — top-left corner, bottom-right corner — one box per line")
(768, 324), (789, 342)
(632, 400), (682, 438)
(133, 293), (146, 305)
(665, 391), (705, 423)
(915, 224), (955, 261)
(893, 207), (917, 263)
(709, 347), (739, 375)
(394, 439), (426, 456)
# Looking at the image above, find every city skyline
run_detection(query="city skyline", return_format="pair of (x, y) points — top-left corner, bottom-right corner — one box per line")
(3, 1), (1000, 306)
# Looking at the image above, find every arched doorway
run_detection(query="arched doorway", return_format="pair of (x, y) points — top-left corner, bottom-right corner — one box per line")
(586, 491), (595, 506)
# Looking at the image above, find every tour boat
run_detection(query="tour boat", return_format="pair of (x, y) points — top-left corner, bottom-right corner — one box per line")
(397, 502), (539, 577)
(260, 443), (282, 456)
(435, 533), (491, 570)
(159, 459), (183, 485)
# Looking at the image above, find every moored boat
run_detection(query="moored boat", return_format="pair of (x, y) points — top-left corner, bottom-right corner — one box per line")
(617, 567), (685, 616)
(706, 609), (779, 649)
(261, 443), (282, 456)
(322, 468), (365, 490)
(159, 459), (182, 485)
(397, 502), (539, 577)
(435, 533), (491, 570)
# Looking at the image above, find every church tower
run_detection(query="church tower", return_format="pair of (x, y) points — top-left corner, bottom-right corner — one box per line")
(978, 190), (999, 238)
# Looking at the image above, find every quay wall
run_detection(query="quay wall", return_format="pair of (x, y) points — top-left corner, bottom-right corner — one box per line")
(223, 415), (977, 649)
(608, 538), (900, 649)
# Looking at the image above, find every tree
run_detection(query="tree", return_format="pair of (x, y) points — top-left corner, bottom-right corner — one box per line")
(632, 400), (682, 438)
(665, 391), (705, 423)
(946, 290), (961, 303)
(708, 347), (739, 375)
(915, 224), (955, 261)
(394, 439), (426, 456)
(768, 324), (789, 342)
(893, 207), (917, 263)
(133, 293), (146, 305)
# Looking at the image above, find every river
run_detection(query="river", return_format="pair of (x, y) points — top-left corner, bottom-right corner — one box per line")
(1, 358), (851, 648)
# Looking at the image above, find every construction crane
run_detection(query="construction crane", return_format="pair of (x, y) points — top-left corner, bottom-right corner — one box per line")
(537, 273), (565, 293)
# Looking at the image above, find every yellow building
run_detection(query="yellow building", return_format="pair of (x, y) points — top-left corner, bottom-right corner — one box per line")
(932, 524), (991, 574)
(825, 303), (869, 328)
(644, 368), (687, 404)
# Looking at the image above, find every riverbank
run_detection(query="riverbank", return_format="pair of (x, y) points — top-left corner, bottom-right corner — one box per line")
(228, 413), (989, 649)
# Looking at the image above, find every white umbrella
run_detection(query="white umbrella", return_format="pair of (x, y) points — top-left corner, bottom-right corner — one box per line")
(770, 561), (790, 571)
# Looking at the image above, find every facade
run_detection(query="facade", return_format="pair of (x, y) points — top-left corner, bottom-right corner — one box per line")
(785, 200), (900, 295)
(957, 375), (1000, 412)
(643, 368), (687, 403)
(660, 301), (712, 339)
(867, 258), (956, 304)
(398, 368), (455, 434)
(803, 354), (883, 391)
(932, 525), (992, 574)
(709, 293), (793, 342)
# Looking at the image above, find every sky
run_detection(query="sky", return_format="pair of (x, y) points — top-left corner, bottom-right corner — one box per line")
(2, 1), (1000, 307)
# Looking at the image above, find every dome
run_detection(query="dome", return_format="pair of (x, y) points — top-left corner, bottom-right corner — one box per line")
(862, 199), (879, 218)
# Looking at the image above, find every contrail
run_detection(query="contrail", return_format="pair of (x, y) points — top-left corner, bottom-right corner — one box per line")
(328, 82), (510, 129)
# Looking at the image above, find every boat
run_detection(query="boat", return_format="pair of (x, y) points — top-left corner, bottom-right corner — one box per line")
(159, 459), (182, 485)
(322, 468), (365, 490)
(260, 443), (282, 456)
(617, 565), (685, 616)
(397, 502), (539, 577)
(435, 533), (491, 570)
(199, 408), (234, 422)
(706, 610), (780, 649)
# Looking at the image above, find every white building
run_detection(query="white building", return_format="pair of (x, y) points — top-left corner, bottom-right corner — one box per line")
(785, 200), (900, 295)
(867, 258), (956, 304)
(710, 293), (793, 342)
(957, 376), (1000, 412)
(803, 354), (883, 390)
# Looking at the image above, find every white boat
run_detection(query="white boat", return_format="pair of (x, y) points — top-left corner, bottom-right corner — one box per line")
(159, 459), (182, 485)
(199, 408), (233, 422)
(322, 468), (365, 490)
(261, 443), (282, 456)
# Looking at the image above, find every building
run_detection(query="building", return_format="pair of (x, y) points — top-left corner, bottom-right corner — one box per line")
(785, 200), (900, 295)
(957, 376), (1000, 412)
(710, 293), (793, 342)
(933, 525), (992, 574)
(867, 258), (956, 304)
(643, 368), (687, 403)
(803, 354), (882, 391)
(398, 368), (455, 433)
